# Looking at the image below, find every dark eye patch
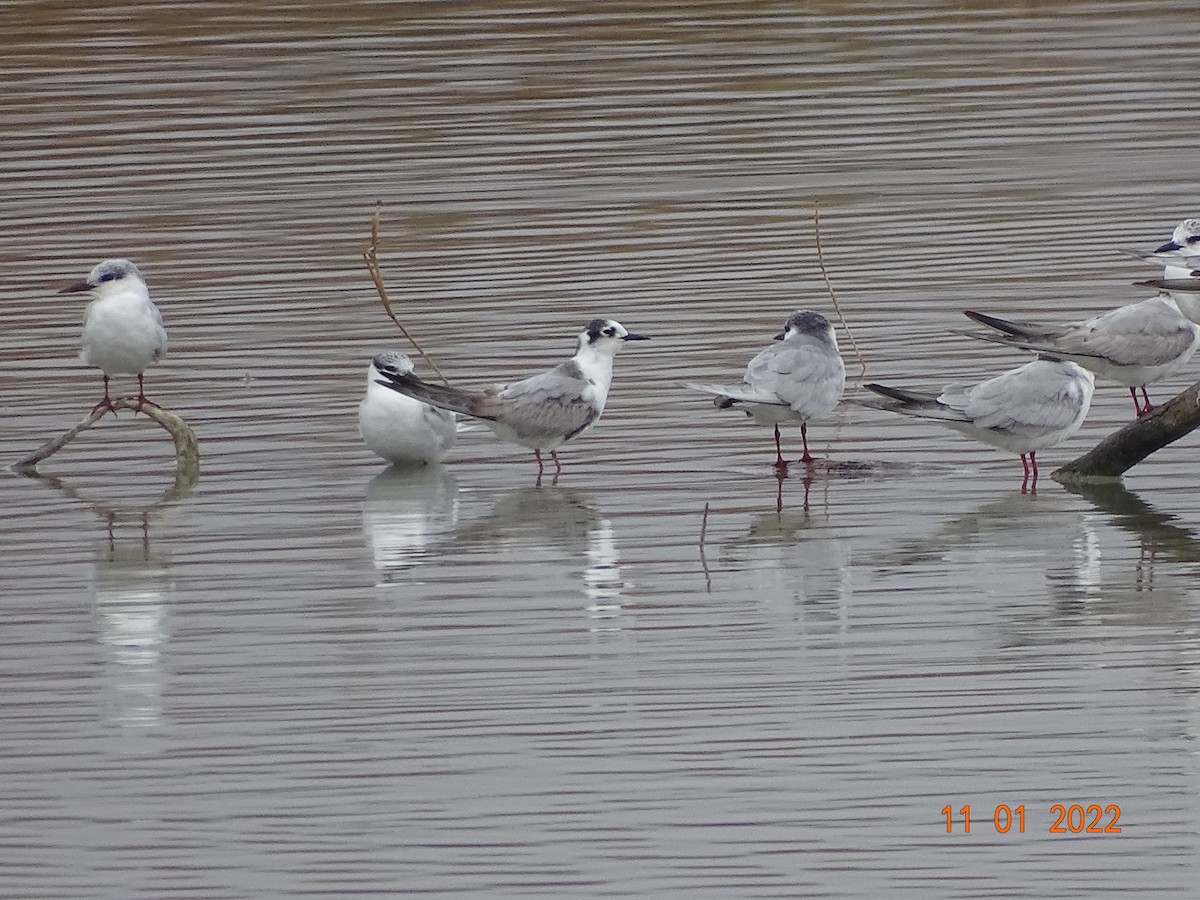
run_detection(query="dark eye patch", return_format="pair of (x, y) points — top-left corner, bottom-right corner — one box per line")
(98, 271), (117, 283)
(603, 327), (616, 337)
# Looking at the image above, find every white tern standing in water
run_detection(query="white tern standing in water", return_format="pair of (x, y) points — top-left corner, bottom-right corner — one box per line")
(371, 318), (649, 476)
(685, 310), (846, 468)
(359, 351), (457, 466)
(862, 357), (1095, 493)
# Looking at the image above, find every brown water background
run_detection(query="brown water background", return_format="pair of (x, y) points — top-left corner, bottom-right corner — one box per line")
(2, 2), (1199, 896)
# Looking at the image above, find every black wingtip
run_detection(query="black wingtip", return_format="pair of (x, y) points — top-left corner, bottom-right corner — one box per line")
(962, 309), (1024, 336)
(863, 382), (917, 403)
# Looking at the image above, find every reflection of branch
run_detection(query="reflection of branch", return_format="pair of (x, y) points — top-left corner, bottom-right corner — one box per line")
(362, 201), (450, 386)
(22, 468), (197, 524)
(14, 399), (200, 490)
(1060, 480), (1200, 563)
(813, 199), (866, 380)
(1053, 380), (1200, 483)
(699, 502), (712, 592)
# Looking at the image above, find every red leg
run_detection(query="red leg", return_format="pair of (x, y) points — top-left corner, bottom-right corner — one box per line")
(1019, 453), (1031, 494)
(534, 448), (544, 473)
(90, 374), (116, 416)
(1129, 386), (1154, 417)
(773, 425), (787, 469)
(550, 450), (562, 475)
(1029, 451), (1038, 494)
(799, 422), (814, 464)
(134, 372), (160, 411)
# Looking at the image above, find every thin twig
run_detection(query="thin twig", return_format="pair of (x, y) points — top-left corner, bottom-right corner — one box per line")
(14, 398), (200, 489)
(813, 199), (867, 380)
(362, 201), (451, 386)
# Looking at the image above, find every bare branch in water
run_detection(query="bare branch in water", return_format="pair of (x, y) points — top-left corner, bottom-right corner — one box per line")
(13, 398), (200, 489)
(1053, 380), (1200, 484)
(363, 201), (451, 386)
(813, 199), (867, 381)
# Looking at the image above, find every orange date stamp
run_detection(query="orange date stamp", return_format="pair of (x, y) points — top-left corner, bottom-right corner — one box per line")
(941, 804), (1122, 834)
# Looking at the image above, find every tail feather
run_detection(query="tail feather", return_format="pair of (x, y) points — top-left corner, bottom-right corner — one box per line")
(1136, 278), (1200, 291)
(962, 309), (1050, 339)
(683, 381), (787, 407)
(861, 383), (970, 422)
(863, 382), (938, 406)
(375, 372), (498, 421)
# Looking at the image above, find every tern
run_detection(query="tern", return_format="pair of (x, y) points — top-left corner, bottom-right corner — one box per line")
(372, 318), (649, 475)
(359, 351), (457, 466)
(62, 259), (167, 413)
(1127, 218), (1200, 316)
(862, 358), (1095, 492)
(685, 310), (845, 467)
(957, 297), (1200, 417)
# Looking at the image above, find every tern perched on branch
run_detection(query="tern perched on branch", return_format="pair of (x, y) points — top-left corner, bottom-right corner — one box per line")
(956, 298), (1200, 418)
(62, 259), (167, 413)
(1127, 217), (1200, 313)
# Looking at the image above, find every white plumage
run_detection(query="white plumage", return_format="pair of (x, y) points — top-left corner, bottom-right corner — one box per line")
(958, 295), (1200, 417)
(63, 259), (167, 410)
(371, 318), (649, 476)
(863, 358), (1095, 491)
(359, 352), (457, 466)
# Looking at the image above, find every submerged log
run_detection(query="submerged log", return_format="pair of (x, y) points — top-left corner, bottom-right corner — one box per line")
(13, 398), (200, 487)
(1052, 380), (1200, 484)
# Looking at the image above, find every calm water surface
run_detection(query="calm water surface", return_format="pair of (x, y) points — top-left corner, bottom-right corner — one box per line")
(2, 2), (1200, 897)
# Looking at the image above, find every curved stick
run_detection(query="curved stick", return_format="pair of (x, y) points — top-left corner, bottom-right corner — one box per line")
(14, 398), (200, 486)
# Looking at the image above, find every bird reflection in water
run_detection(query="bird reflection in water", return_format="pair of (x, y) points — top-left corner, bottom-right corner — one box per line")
(396, 484), (629, 629)
(21, 471), (186, 730)
(362, 465), (462, 582)
(92, 513), (171, 729)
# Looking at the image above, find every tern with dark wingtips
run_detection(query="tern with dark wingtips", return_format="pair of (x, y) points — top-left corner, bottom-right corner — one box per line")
(862, 358), (1095, 493)
(957, 298), (1200, 417)
(685, 310), (846, 467)
(372, 318), (649, 476)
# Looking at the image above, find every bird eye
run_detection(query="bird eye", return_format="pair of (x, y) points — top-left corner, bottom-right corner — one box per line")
(98, 271), (116, 282)
(1188, 235), (1200, 245)
(603, 327), (616, 337)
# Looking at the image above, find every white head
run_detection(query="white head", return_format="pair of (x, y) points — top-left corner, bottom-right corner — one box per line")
(60, 258), (146, 296)
(575, 318), (651, 356)
(1159, 218), (1200, 253)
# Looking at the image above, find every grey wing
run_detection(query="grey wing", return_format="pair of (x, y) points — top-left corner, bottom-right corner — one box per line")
(744, 338), (845, 409)
(153, 304), (168, 359)
(496, 363), (599, 441)
(1052, 300), (1198, 367)
(949, 363), (1085, 434)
